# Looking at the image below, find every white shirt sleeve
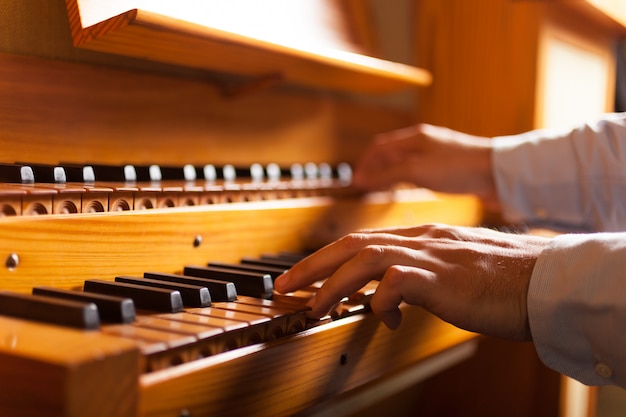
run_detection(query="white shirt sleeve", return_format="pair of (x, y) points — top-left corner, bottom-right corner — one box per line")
(528, 233), (626, 387)
(492, 112), (626, 232)
(491, 113), (626, 388)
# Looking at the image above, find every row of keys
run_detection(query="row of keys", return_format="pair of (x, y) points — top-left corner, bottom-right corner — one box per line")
(0, 162), (355, 216)
(0, 252), (376, 372)
(0, 162), (353, 184)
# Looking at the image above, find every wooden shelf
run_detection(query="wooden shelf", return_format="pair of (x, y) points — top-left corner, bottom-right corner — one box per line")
(65, 1), (432, 95)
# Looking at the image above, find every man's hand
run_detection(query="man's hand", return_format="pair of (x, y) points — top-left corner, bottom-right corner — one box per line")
(352, 124), (499, 210)
(275, 224), (550, 341)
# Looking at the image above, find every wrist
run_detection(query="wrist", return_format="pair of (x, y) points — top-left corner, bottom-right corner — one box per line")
(467, 138), (500, 211)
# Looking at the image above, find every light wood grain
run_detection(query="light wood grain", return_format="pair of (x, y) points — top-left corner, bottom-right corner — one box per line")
(0, 315), (140, 417)
(0, 190), (482, 293)
(140, 306), (477, 417)
(0, 52), (413, 166)
(65, 0), (431, 94)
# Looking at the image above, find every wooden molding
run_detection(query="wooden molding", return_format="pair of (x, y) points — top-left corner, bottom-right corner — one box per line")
(64, 0), (432, 94)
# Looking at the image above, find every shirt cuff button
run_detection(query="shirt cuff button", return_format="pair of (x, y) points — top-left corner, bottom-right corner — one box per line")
(595, 362), (613, 379)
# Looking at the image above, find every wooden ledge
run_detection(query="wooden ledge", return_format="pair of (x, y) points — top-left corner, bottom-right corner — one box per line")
(65, 0), (432, 94)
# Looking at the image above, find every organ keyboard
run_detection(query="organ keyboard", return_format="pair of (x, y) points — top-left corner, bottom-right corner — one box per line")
(0, 161), (482, 417)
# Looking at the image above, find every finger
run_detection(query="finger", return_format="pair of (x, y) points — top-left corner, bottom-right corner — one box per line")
(307, 245), (426, 319)
(361, 126), (426, 164)
(352, 127), (430, 189)
(357, 224), (445, 238)
(352, 156), (422, 190)
(369, 264), (433, 329)
(274, 237), (365, 294)
(275, 232), (410, 294)
(374, 124), (436, 149)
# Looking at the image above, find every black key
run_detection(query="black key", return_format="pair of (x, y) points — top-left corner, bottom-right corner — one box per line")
(0, 164), (34, 184)
(183, 265), (273, 299)
(240, 256), (294, 269)
(84, 279), (183, 313)
(143, 272), (237, 302)
(33, 286), (136, 324)
(208, 261), (286, 280)
(0, 290), (100, 330)
(62, 163), (136, 183)
(132, 165), (154, 182)
(277, 165), (292, 179)
(260, 254), (301, 267)
(132, 165), (196, 182)
(115, 276), (211, 307)
(276, 251), (310, 262)
(91, 164), (138, 182)
(62, 164), (95, 183)
(333, 162), (353, 183)
(156, 165), (195, 181)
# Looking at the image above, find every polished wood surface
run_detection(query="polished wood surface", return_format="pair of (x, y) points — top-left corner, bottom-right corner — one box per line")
(0, 52), (412, 167)
(0, 179), (483, 417)
(0, 288), (478, 417)
(0, 315), (140, 417)
(140, 307), (476, 417)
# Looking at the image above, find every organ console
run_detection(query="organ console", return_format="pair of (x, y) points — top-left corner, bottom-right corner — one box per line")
(9, 0), (615, 416)
(0, 1), (486, 416)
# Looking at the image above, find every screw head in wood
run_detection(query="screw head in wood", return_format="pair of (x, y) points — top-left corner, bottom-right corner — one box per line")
(5, 253), (19, 270)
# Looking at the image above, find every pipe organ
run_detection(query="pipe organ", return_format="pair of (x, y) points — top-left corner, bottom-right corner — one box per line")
(14, 0), (626, 415)
(12, 0), (626, 415)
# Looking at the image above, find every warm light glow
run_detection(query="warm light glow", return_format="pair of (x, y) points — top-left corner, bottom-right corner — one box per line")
(77, 0), (358, 51)
(540, 35), (608, 129)
(586, 0), (626, 27)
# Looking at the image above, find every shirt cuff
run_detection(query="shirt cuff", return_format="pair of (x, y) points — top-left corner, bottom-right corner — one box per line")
(528, 233), (626, 387)
(491, 132), (587, 231)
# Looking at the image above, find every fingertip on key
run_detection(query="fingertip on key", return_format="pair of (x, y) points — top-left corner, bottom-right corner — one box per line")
(273, 272), (290, 293)
(380, 309), (403, 330)
(304, 295), (328, 320)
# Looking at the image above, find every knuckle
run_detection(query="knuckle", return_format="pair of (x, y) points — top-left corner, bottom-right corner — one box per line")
(382, 265), (406, 286)
(355, 244), (387, 264)
(422, 223), (457, 239)
(414, 223), (439, 236)
(339, 232), (370, 250)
